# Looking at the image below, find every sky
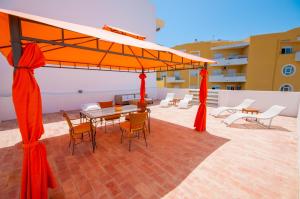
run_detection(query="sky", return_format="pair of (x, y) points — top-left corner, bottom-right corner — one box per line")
(151, 0), (300, 47)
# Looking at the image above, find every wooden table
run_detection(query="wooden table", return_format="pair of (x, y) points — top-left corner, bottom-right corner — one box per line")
(242, 108), (259, 121)
(80, 105), (150, 152)
(242, 108), (259, 114)
(171, 98), (181, 106)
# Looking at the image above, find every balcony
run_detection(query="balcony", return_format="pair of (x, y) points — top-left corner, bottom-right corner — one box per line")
(296, 51), (300, 61)
(166, 76), (185, 83)
(209, 73), (246, 82)
(210, 56), (248, 66)
(211, 42), (249, 50)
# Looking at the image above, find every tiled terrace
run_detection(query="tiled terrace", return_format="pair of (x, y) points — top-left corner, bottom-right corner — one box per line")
(0, 104), (298, 198)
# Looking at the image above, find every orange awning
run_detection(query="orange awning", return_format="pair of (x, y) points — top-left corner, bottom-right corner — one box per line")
(0, 8), (215, 72)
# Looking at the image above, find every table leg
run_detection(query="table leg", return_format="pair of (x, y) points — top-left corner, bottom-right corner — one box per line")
(90, 118), (96, 152)
(148, 110), (151, 134)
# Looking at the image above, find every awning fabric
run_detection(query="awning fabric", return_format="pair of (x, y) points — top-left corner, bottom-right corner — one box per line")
(8, 43), (56, 199)
(0, 8), (215, 72)
(194, 68), (208, 132)
(139, 73), (147, 104)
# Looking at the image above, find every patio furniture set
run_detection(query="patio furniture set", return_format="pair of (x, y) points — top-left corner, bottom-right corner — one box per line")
(210, 98), (286, 128)
(0, 8), (215, 197)
(63, 101), (151, 154)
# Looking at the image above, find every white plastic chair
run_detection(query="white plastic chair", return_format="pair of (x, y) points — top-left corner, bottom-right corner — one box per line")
(178, 94), (193, 109)
(210, 99), (255, 117)
(223, 105), (286, 128)
(160, 93), (175, 107)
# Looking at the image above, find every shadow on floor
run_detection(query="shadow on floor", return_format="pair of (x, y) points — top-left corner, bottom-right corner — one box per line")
(228, 122), (291, 132)
(0, 117), (229, 198)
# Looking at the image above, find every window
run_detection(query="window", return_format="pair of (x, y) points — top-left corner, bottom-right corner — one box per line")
(160, 72), (167, 78)
(190, 69), (198, 77)
(236, 85), (242, 90)
(281, 46), (293, 54)
(228, 53), (238, 59)
(174, 71), (181, 80)
(282, 64), (296, 76)
(212, 85), (220, 90)
(227, 69), (236, 76)
(212, 70), (222, 75)
(214, 53), (223, 59)
(280, 84), (293, 92)
(226, 85), (235, 90)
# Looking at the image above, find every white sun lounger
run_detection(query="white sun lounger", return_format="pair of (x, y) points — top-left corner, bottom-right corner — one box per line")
(160, 93), (175, 107)
(178, 94), (193, 109)
(223, 105), (286, 128)
(210, 99), (255, 117)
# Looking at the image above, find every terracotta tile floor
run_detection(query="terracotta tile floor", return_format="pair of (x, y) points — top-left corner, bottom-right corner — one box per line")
(0, 104), (298, 198)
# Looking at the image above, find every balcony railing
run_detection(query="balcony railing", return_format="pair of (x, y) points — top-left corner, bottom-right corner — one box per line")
(211, 56), (248, 66)
(296, 51), (300, 61)
(166, 76), (185, 83)
(209, 73), (246, 83)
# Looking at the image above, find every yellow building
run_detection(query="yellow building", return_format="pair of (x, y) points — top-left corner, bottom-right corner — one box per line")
(157, 27), (300, 91)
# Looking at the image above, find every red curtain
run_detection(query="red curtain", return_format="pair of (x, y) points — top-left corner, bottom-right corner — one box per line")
(7, 43), (56, 199)
(194, 68), (208, 132)
(139, 72), (146, 104)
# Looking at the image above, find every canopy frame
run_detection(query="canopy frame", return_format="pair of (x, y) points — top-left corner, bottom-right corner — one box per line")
(3, 15), (206, 73)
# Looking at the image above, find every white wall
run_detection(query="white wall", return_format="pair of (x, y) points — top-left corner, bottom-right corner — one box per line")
(218, 90), (300, 117)
(0, 0), (157, 121)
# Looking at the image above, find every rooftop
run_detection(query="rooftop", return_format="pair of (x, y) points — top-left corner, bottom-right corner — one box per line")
(0, 104), (298, 198)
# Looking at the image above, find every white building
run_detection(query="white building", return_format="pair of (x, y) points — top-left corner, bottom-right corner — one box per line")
(0, 0), (157, 121)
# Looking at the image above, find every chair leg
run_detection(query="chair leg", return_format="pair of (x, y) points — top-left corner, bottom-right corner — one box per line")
(105, 121), (107, 133)
(148, 113), (151, 134)
(143, 128), (148, 147)
(128, 139), (132, 151)
(72, 139), (75, 155)
(268, 118), (273, 128)
(120, 129), (124, 144)
(68, 138), (71, 148)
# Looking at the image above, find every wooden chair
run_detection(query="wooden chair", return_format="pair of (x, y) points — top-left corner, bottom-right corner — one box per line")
(120, 112), (148, 151)
(98, 101), (121, 133)
(125, 102), (150, 134)
(62, 111), (95, 155)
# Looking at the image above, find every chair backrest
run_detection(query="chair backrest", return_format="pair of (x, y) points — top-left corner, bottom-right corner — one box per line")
(99, 101), (113, 108)
(236, 99), (255, 109)
(137, 101), (147, 112)
(165, 93), (175, 100)
(183, 94), (193, 101)
(259, 105), (286, 119)
(129, 112), (147, 131)
(62, 111), (73, 129)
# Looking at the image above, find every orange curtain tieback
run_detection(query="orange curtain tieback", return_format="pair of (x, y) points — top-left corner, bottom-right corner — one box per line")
(22, 141), (40, 149)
